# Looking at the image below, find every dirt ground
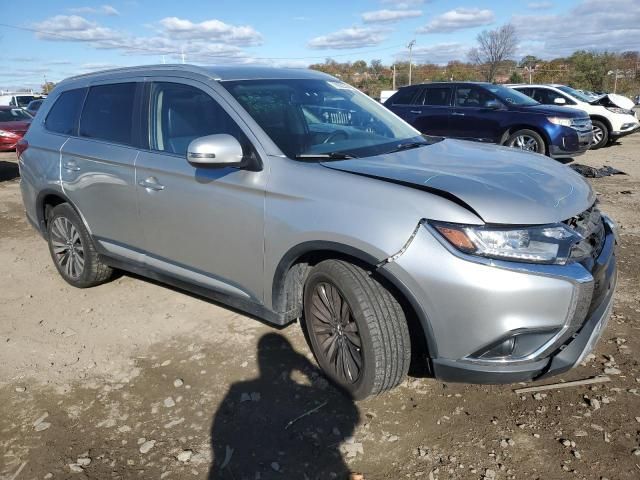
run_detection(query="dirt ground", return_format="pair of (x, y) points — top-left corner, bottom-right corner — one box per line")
(1, 128), (639, 480)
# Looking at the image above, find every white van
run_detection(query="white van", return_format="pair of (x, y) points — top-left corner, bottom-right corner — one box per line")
(0, 93), (45, 109)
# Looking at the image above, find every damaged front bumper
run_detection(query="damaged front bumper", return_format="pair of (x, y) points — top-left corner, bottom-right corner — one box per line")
(381, 216), (618, 384)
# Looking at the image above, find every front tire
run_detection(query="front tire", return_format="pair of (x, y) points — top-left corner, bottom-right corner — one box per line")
(504, 129), (546, 154)
(590, 120), (609, 149)
(47, 203), (113, 288)
(303, 260), (411, 399)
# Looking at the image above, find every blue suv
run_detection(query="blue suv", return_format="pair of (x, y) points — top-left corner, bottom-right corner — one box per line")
(384, 82), (593, 159)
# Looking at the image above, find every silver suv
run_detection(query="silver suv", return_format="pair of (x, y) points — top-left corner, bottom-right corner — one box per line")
(18, 65), (618, 399)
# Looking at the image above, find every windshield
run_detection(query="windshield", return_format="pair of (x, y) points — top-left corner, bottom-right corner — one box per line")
(221, 78), (425, 159)
(0, 108), (32, 122)
(487, 85), (539, 106)
(15, 95), (41, 107)
(557, 86), (596, 103)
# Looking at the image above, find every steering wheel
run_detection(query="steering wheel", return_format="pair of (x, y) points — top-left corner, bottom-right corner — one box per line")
(323, 130), (349, 144)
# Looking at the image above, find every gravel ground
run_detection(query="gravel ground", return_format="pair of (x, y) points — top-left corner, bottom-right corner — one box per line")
(1, 129), (639, 480)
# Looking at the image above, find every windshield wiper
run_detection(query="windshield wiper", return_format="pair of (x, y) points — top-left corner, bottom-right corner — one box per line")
(295, 152), (357, 161)
(385, 141), (429, 154)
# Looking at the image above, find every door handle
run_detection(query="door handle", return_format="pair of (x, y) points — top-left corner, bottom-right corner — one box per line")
(452, 112), (466, 116)
(410, 110), (422, 114)
(62, 160), (80, 172)
(138, 177), (165, 191)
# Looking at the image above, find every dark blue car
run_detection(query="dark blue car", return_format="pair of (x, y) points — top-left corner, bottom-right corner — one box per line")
(384, 82), (593, 159)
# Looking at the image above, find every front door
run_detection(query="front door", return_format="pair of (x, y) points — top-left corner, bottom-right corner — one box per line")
(135, 80), (267, 303)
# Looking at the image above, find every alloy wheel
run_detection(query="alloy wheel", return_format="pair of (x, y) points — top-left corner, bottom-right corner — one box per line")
(309, 282), (363, 384)
(510, 134), (539, 152)
(50, 217), (85, 279)
(592, 125), (604, 144)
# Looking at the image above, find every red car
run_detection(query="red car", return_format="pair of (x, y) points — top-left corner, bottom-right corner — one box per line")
(0, 106), (32, 151)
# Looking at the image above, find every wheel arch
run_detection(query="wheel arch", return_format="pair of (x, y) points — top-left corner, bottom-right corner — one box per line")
(589, 115), (612, 133)
(500, 124), (550, 155)
(271, 241), (438, 363)
(36, 189), (93, 236)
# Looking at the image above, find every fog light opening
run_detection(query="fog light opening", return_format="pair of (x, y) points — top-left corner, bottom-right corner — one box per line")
(478, 337), (516, 359)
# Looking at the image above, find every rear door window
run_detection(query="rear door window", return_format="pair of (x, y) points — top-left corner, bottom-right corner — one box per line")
(420, 87), (452, 106)
(79, 83), (137, 145)
(45, 88), (86, 135)
(388, 87), (418, 105)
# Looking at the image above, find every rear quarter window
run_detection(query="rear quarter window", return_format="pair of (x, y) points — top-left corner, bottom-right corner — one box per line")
(45, 88), (86, 135)
(79, 83), (137, 146)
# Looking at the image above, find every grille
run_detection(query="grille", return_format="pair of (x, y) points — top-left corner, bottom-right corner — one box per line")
(570, 117), (593, 133)
(564, 206), (606, 266)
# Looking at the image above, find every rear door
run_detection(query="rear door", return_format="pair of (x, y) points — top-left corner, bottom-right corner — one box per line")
(60, 81), (145, 251)
(134, 79), (267, 302)
(412, 85), (453, 136)
(449, 85), (504, 142)
(384, 87), (421, 125)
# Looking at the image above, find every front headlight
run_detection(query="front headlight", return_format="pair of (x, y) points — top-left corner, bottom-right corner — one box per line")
(547, 116), (573, 127)
(605, 107), (632, 115)
(431, 221), (581, 264)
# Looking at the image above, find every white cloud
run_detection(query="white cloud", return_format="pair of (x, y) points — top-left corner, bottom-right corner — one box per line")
(33, 15), (120, 42)
(68, 5), (120, 16)
(29, 14), (264, 64)
(381, 0), (427, 7)
(157, 17), (263, 46)
(527, 1), (553, 9)
(362, 9), (422, 24)
(395, 43), (470, 64)
(308, 27), (388, 49)
(417, 8), (495, 34)
(513, 0), (640, 57)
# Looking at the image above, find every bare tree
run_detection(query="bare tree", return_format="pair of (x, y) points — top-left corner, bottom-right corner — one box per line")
(468, 24), (518, 82)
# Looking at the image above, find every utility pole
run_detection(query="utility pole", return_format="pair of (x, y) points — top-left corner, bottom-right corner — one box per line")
(613, 68), (618, 93)
(392, 64), (396, 90)
(407, 40), (416, 86)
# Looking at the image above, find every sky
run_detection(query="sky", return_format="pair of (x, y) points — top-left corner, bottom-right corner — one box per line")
(1, 0), (639, 91)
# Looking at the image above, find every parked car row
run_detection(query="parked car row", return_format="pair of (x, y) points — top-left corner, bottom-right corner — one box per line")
(383, 82), (639, 159)
(0, 94), (47, 152)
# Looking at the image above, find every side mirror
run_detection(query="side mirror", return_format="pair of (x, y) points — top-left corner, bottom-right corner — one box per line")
(553, 97), (567, 105)
(186, 134), (244, 167)
(484, 99), (502, 109)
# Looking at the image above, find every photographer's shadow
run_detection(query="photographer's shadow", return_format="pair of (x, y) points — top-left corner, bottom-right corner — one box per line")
(208, 333), (360, 480)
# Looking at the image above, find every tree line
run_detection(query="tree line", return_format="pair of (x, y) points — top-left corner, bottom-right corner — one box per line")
(310, 24), (640, 100)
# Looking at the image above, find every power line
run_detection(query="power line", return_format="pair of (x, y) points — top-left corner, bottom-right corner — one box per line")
(0, 22), (406, 62)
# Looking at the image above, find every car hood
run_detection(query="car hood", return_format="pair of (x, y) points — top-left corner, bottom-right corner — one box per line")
(321, 139), (595, 225)
(590, 93), (636, 110)
(510, 103), (587, 117)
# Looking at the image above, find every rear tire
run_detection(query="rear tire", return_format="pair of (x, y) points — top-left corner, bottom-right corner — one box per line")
(504, 129), (546, 154)
(47, 203), (113, 288)
(303, 260), (411, 399)
(590, 120), (609, 149)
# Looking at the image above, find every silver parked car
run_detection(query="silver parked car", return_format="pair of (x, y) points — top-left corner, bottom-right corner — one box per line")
(18, 65), (618, 399)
